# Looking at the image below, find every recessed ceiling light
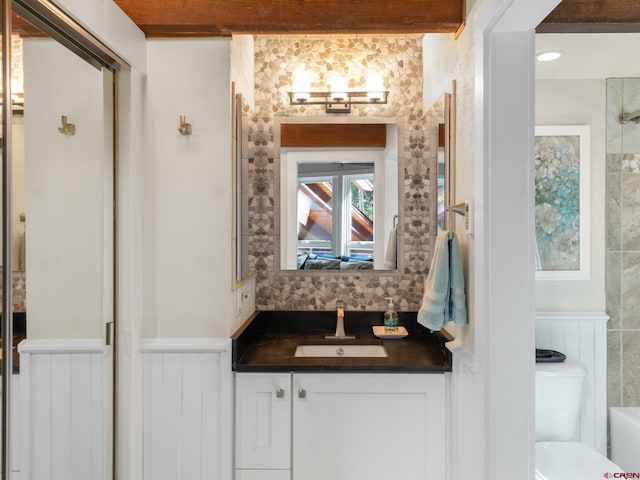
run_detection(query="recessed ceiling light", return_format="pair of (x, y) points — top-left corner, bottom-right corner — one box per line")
(536, 50), (562, 62)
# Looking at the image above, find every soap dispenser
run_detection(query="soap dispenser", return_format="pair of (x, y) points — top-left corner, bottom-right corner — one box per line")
(384, 297), (398, 332)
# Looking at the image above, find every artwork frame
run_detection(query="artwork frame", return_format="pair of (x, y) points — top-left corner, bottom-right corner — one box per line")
(534, 125), (590, 281)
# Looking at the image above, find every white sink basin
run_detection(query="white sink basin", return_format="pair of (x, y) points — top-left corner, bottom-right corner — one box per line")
(294, 344), (388, 358)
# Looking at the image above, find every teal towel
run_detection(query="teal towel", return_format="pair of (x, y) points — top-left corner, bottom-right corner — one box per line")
(417, 231), (468, 330)
(449, 234), (467, 326)
(417, 231), (450, 330)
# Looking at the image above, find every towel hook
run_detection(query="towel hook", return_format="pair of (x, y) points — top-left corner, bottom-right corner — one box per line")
(58, 115), (76, 136)
(178, 115), (192, 136)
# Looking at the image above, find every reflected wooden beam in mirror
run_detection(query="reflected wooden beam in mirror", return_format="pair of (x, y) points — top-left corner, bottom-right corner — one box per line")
(281, 124), (386, 148)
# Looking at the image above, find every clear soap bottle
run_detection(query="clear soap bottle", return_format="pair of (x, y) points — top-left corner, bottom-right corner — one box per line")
(384, 297), (398, 332)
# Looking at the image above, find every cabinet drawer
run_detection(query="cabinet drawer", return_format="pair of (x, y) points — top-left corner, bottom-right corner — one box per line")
(236, 469), (290, 480)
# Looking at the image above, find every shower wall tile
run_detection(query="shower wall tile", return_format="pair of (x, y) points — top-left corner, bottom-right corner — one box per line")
(622, 79), (640, 153)
(622, 153), (640, 174)
(622, 125), (640, 154)
(622, 331), (640, 407)
(606, 172), (621, 251)
(608, 330), (622, 408)
(621, 252), (640, 330)
(621, 173), (640, 251)
(606, 252), (621, 330)
(607, 153), (622, 174)
(607, 77), (640, 409)
(607, 79), (623, 153)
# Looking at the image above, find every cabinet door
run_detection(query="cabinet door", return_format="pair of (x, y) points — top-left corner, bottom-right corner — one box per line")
(293, 373), (446, 480)
(235, 373), (291, 470)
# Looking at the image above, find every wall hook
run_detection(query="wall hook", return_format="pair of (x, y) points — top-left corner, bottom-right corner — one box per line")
(58, 115), (76, 135)
(178, 115), (192, 136)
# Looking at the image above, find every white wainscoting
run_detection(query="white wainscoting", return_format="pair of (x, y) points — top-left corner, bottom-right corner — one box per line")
(18, 339), (105, 480)
(535, 312), (609, 455)
(140, 338), (232, 480)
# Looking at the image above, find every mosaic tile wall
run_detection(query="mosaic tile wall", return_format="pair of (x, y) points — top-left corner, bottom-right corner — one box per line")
(0, 270), (27, 313)
(606, 78), (640, 407)
(244, 35), (441, 311)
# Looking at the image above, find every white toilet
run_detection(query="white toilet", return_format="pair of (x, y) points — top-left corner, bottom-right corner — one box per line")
(535, 357), (624, 479)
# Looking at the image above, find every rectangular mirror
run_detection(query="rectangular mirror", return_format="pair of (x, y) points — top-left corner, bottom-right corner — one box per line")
(279, 123), (398, 271)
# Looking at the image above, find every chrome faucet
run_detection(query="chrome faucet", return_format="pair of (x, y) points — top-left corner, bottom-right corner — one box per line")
(326, 300), (355, 339)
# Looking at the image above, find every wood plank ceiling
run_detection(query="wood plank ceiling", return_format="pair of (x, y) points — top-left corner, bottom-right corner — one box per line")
(11, 0), (640, 37)
(539, 0), (640, 33)
(110, 0), (465, 37)
(108, 0), (640, 37)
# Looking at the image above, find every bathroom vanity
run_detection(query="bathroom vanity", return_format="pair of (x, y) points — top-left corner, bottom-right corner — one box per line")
(232, 311), (451, 480)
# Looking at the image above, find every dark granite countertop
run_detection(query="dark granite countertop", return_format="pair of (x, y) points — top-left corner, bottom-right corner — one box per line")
(232, 310), (452, 373)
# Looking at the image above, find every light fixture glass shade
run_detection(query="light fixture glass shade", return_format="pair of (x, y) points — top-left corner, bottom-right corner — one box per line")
(366, 73), (384, 101)
(292, 70), (311, 102)
(330, 75), (348, 102)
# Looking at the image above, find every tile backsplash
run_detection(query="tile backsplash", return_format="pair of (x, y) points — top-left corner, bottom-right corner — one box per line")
(243, 35), (441, 311)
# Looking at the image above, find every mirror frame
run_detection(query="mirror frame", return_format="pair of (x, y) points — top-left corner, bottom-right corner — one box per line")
(272, 116), (404, 276)
(440, 82), (456, 233)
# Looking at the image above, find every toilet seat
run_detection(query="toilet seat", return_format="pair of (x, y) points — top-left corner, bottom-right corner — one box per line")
(535, 442), (625, 480)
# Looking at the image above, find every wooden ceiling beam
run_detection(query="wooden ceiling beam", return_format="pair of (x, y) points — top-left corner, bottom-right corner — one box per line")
(539, 0), (640, 33)
(112, 0), (464, 37)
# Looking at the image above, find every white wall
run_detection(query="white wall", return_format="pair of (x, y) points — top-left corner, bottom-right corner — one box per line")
(10, 120), (25, 270)
(54, 0), (146, 70)
(535, 79), (607, 312)
(230, 35), (255, 108)
(23, 39), (112, 339)
(143, 39), (236, 338)
(423, 0), (562, 478)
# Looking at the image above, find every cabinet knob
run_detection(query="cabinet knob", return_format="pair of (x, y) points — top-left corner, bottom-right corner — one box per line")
(298, 388), (307, 399)
(276, 388), (285, 398)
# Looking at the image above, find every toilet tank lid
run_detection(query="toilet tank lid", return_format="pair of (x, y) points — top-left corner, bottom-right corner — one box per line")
(535, 357), (586, 377)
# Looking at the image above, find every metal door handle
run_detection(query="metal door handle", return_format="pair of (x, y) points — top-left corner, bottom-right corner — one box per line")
(276, 388), (285, 398)
(298, 388), (307, 399)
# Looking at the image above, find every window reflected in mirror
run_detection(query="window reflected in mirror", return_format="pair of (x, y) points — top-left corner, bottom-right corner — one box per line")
(297, 163), (375, 268)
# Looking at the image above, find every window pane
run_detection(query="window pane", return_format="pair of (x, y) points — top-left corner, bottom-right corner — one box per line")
(349, 177), (373, 242)
(298, 180), (333, 241)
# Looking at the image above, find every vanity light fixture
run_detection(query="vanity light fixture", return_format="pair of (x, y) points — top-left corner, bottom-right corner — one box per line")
(536, 50), (562, 62)
(289, 70), (389, 114)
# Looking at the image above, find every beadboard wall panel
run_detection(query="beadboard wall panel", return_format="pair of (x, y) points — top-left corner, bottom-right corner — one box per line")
(535, 312), (609, 455)
(140, 339), (232, 480)
(18, 339), (105, 480)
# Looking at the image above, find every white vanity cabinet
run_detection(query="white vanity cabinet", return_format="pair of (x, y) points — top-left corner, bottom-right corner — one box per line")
(235, 373), (291, 475)
(235, 372), (447, 480)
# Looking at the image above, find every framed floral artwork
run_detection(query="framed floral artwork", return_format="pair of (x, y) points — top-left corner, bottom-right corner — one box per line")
(534, 125), (590, 280)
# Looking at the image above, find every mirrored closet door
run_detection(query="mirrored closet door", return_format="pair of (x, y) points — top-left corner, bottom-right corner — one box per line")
(2, 2), (128, 478)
